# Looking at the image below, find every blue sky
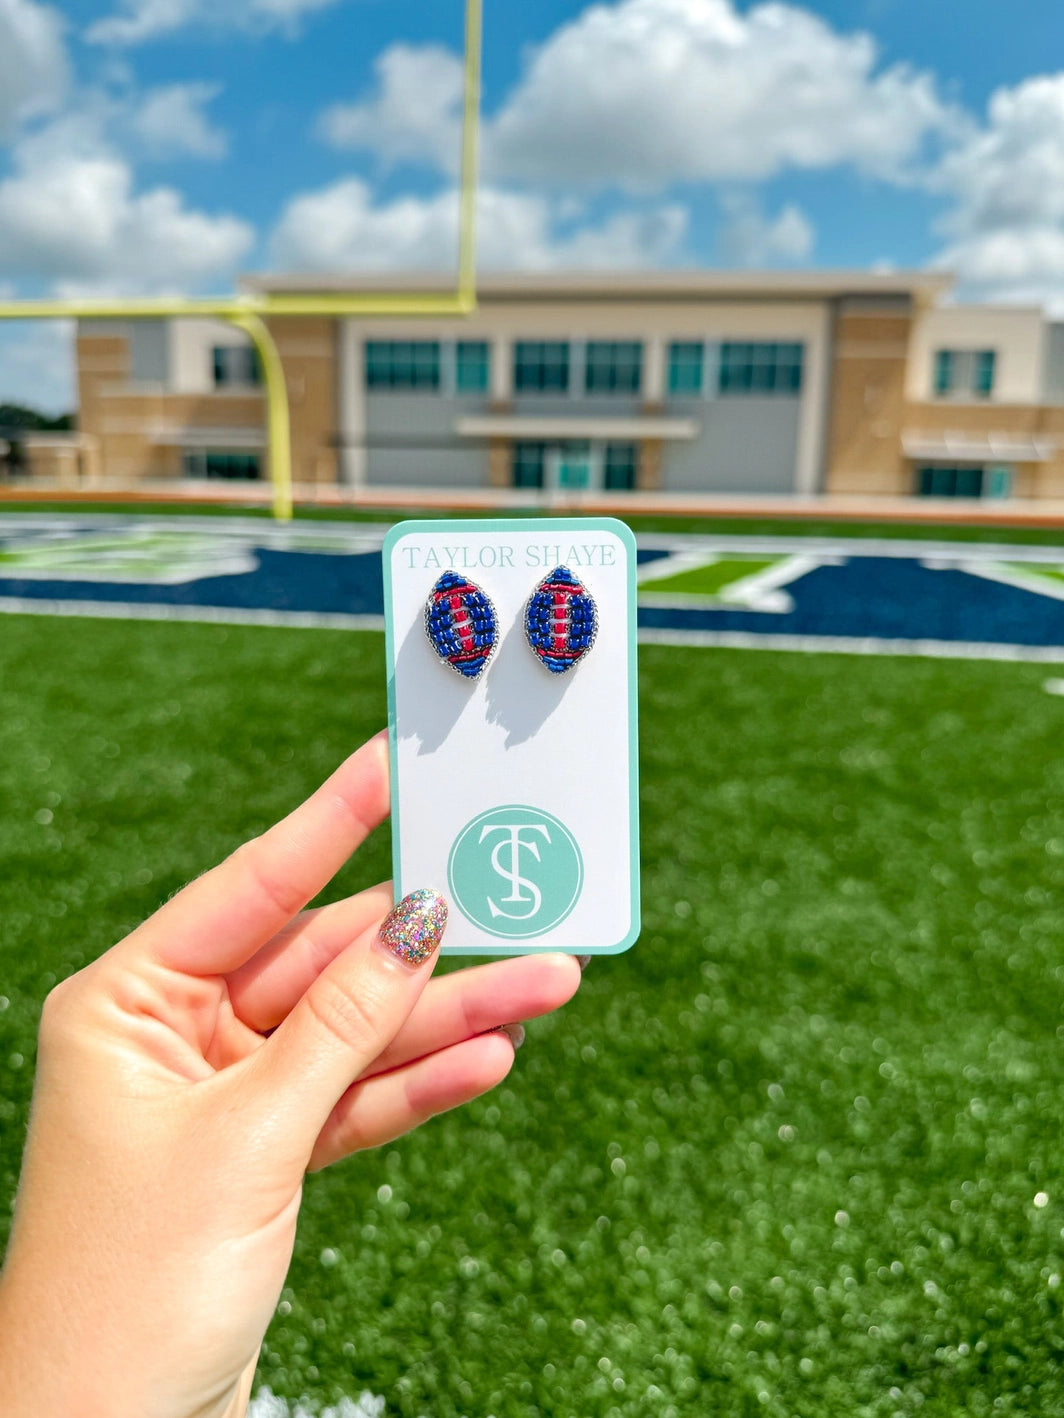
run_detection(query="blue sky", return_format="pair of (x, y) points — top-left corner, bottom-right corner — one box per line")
(2, 0), (1064, 408)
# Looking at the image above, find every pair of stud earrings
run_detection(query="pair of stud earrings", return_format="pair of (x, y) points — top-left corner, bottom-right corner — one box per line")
(424, 565), (598, 680)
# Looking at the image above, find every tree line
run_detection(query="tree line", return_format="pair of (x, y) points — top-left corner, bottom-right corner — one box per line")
(0, 404), (75, 474)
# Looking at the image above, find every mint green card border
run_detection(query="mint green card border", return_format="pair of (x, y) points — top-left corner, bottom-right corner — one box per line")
(381, 517), (641, 956)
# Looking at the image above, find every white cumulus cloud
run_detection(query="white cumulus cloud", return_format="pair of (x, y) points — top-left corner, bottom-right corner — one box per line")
(129, 82), (228, 160)
(0, 127), (254, 295)
(318, 44), (464, 173)
(270, 179), (688, 272)
(87, 0), (338, 45)
(0, 0), (68, 138)
(491, 0), (963, 188)
(321, 0), (964, 191)
(717, 194), (815, 266)
(932, 74), (1064, 307)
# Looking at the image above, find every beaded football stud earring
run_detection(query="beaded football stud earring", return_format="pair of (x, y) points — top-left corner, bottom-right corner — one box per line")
(424, 570), (499, 680)
(524, 565), (598, 674)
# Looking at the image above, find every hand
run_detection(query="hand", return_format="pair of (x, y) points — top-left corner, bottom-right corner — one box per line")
(0, 732), (581, 1418)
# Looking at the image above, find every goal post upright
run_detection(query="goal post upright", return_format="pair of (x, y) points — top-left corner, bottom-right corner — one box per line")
(0, 0), (483, 521)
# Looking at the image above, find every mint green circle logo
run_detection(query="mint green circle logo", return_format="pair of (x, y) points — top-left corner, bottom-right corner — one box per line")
(448, 805), (583, 939)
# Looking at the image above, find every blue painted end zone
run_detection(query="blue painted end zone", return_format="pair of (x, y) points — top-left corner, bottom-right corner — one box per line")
(0, 549), (386, 617)
(638, 558), (1064, 650)
(4, 523), (1064, 657)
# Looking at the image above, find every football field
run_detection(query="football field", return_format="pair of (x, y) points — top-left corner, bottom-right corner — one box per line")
(2, 597), (1064, 1417)
(9, 512), (1064, 661)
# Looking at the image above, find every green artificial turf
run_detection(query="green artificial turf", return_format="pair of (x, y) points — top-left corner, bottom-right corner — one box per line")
(1002, 563), (1064, 588)
(5, 499), (1064, 545)
(2, 618), (1064, 1416)
(638, 558), (778, 598)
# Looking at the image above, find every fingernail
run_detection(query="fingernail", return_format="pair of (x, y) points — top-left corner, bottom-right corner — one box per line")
(496, 1022), (525, 1050)
(379, 889), (448, 967)
(576, 954), (591, 972)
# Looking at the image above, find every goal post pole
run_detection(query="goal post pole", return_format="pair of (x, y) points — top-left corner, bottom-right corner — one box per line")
(0, 0), (483, 520)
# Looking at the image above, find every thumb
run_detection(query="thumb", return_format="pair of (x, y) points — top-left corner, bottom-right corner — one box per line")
(246, 888), (448, 1147)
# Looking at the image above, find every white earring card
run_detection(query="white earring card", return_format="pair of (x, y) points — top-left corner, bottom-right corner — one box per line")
(382, 517), (640, 956)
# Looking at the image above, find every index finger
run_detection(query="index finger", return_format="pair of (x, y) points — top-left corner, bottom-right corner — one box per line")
(128, 731), (391, 975)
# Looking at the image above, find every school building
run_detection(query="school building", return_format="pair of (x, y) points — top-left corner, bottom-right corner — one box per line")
(55, 270), (1064, 501)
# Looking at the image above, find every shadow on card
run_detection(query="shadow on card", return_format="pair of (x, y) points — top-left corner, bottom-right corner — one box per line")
(484, 616), (570, 748)
(393, 613), (475, 754)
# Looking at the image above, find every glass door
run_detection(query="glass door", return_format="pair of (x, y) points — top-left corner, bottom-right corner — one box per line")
(546, 441), (600, 490)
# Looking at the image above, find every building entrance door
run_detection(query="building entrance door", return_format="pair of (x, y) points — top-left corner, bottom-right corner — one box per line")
(547, 442), (599, 490)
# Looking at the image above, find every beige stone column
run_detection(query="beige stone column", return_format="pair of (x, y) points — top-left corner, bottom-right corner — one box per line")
(491, 335), (511, 402)
(643, 336), (665, 403)
(488, 437), (510, 488)
(639, 438), (663, 490)
(338, 318), (367, 489)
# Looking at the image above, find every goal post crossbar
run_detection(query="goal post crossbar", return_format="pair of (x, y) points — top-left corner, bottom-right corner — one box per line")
(0, 0), (483, 520)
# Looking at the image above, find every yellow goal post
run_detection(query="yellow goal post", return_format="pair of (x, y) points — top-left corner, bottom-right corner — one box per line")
(0, 0), (483, 521)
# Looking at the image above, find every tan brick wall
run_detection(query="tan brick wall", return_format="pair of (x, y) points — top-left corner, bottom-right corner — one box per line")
(1035, 407), (1064, 497)
(639, 438), (663, 491)
(487, 437), (510, 488)
(94, 390), (265, 479)
(824, 308), (912, 495)
(905, 400), (1064, 499)
(76, 331), (266, 481)
(266, 318), (338, 486)
(77, 334), (132, 480)
(825, 302), (1064, 501)
(24, 443), (84, 486)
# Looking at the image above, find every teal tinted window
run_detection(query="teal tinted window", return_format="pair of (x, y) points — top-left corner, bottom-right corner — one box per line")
(184, 451), (261, 481)
(934, 349), (952, 395)
(718, 342), (803, 394)
(668, 341), (703, 395)
(212, 346), (260, 387)
(916, 465), (985, 497)
(975, 350), (996, 396)
(456, 340), (489, 392)
(512, 441), (545, 488)
(584, 341), (642, 394)
(604, 443), (638, 490)
(932, 349), (995, 398)
(365, 341), (440, 390)
(514, 341), (569, 393)
(987, 465), (1012, 498)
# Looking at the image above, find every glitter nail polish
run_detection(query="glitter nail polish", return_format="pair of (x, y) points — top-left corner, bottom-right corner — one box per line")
(379, 888), (448, 966)
(496, 1022), (525, 1050)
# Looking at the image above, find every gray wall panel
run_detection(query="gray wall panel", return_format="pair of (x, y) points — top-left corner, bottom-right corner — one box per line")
(364, 393), (489, 487)
(129, 321), (168, 383)
(663, 397), (800, 493)
(364, 392), (800, 492)
(1044, 324), (1064, 404)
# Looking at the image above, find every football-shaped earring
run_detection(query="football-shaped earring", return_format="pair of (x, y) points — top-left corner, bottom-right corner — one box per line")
(424, 571), (498, 679)
(525, 565), (598, 674)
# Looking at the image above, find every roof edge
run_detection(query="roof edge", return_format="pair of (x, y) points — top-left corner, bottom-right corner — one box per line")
(239, 268), (955, 301)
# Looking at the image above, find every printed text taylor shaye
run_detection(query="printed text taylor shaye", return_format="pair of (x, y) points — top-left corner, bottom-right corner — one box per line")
(399, 541), (617, 572)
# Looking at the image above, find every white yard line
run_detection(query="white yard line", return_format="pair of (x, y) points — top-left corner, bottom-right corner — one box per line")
(635, 532), (1064, 562)
(639, 553), (843, 613)
(638, 628), (1064, 662)
(716, 553), (843, 612)
(922, 557), (1064, 602)
(0, 597), (385, 632)
(3, 512), (1063, 563)
(0, 513), (390, 553)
